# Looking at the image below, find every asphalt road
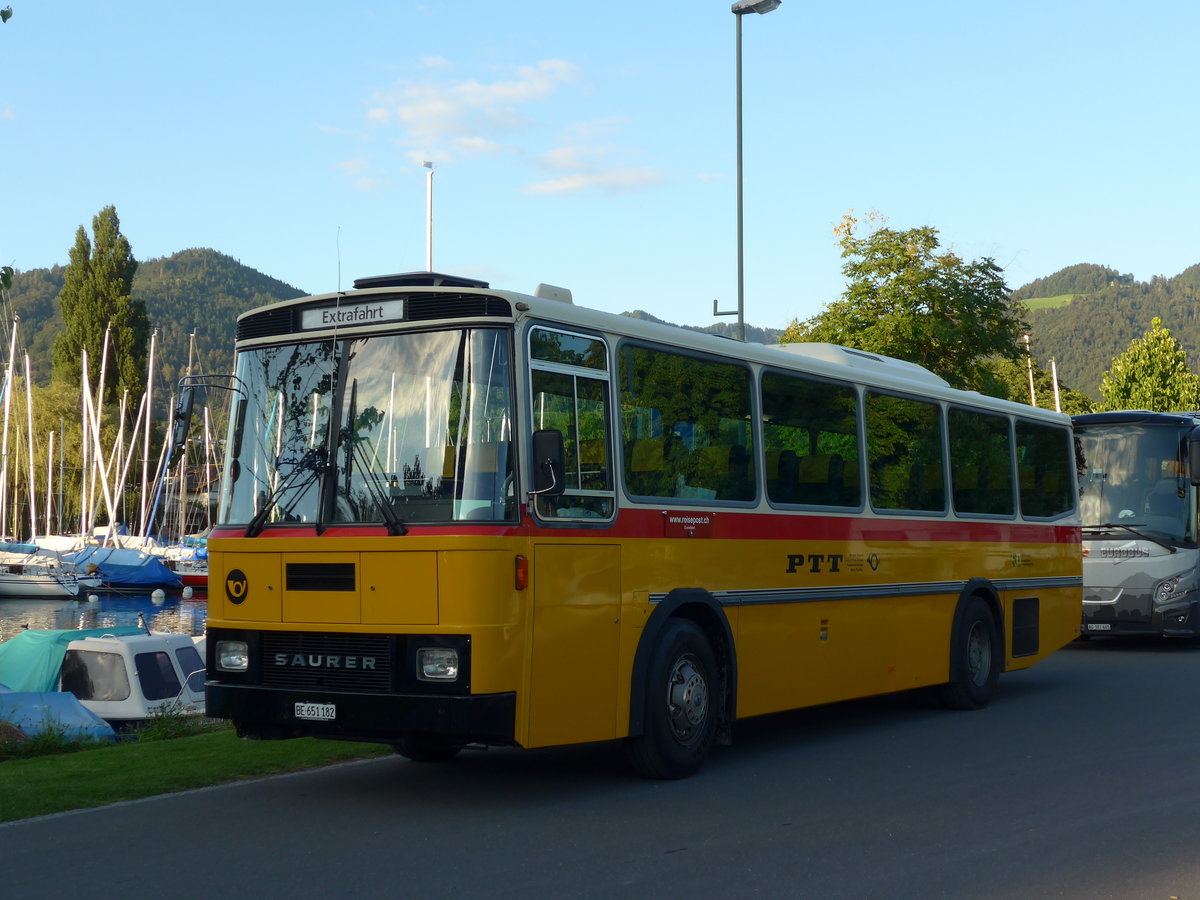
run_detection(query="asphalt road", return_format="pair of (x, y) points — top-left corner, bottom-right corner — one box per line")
(4, 638), (1200, 900)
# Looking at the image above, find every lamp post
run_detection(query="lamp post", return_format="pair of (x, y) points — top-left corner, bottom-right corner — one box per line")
(732, 0), (780, 342)
(423, 160), (434, 272)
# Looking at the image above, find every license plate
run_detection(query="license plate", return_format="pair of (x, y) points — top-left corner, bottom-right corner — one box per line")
(294, 702), (336, 721)
(1087, 623), (1112, 631)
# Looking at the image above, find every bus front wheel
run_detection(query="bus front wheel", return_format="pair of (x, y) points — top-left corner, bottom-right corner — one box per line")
(626, 618), (720, 780)
(937, 596), (1001, 710)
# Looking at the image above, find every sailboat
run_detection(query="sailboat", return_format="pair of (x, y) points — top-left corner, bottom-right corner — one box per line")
(0, 541), (100, 599)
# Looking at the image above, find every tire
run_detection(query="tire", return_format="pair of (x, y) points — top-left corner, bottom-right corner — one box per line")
(394, 736), (464, 763)
(625, 619), (720, 780)
(936, 596), (1001, 710)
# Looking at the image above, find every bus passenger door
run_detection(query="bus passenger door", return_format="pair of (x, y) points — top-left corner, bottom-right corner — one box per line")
(526, 543), (622, 747)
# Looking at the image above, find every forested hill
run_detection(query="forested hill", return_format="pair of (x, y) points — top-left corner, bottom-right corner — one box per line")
(5, 248), (305, 391)
(1018, 262), (1200, 398)
(1011, 263), (1136, 300)
(4, 251), (784, 397)
(9, 247), (1198, 404)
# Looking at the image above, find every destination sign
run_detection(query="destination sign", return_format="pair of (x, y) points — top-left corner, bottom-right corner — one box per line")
(301, 298), (405, 330)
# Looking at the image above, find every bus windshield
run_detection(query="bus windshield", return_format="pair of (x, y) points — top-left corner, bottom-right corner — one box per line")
(1076, 423), (1193, 543)
(219, 328), (515, 527)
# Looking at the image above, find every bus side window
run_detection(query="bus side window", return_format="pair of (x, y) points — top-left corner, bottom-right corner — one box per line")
(1016, 420), (1074, 518)
(761, 370), (860, 508)
(619, 344), (755, 504)
(866, 391), (944, 513)
(530, 328), (614, 521)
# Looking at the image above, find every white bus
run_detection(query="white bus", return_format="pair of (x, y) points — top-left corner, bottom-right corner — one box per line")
(1075, 410), (1200, 638)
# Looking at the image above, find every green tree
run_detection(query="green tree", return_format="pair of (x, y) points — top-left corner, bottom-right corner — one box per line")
(52, 206), (148, 403)
(782, 212), (1028, 392)
(1098, 317), (1200, 412)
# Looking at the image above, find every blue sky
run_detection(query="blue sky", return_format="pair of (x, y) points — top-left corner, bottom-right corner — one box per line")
(2, 1), (1198, 332)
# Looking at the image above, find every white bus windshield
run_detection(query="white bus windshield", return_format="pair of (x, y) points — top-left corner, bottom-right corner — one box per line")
(219, 328), (514, 528)
(1076, 423), (1193, 543)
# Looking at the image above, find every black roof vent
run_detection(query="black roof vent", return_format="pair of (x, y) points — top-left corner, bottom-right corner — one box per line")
(352, 272), (491, 290)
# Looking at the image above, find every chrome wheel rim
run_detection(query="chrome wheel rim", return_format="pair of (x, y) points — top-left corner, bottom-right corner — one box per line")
(966, 620), (992, 686)
(666, 653), (708, 744)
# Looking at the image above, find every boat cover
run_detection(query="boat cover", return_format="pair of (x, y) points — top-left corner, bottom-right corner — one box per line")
(67, 546), (183, 589)
(0, 626), (145, 692)
(0, 690), (117, 741)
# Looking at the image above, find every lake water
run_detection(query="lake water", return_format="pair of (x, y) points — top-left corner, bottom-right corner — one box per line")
(0, 591), (208, 645)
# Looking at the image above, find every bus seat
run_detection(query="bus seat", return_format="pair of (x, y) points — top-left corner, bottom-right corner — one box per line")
(772, 449), (799, 502)
(467, 442), (500, 473)
(1019, 466), (1037, 492)
(796, 453), (843, 505)
(626, 437), (666, 495)
(579, 438), (607, 466)
(764, 450), (781, 481)
(1140, 479), (1183, 534)
(954, 465), (981, 510)
(841, 459), (860, 500)
(578, 438), (608, 489)
(1146, 479), (1181, 516)
(442, 446), (458, 478)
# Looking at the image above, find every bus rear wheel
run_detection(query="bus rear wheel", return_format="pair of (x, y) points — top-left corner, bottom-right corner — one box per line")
(937, 596), (1001, 710)
(626, 618), (720, 780)
(394, 736), (464, 763)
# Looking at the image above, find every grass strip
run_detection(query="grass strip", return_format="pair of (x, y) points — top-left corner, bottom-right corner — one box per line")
(0, 729), (391, 823)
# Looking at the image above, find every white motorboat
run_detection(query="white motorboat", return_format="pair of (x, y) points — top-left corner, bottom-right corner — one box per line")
(0, 625), (206, 726)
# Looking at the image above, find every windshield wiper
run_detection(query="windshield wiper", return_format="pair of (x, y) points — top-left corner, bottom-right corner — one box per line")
(338, 379), (407, 536)
(1083, 522), (1177, 553)
(245, 448), (327, 537)
(348, 440), (408, 536)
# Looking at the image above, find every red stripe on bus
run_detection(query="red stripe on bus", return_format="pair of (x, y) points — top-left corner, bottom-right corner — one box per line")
(211, 510), (1079, 544)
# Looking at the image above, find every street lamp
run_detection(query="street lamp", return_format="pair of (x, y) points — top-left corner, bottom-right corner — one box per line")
(423, 160), (435, 272)
(732, 0), (780, 342)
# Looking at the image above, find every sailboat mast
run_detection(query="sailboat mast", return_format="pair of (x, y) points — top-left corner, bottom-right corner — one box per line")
(138, 330), (157, 537)
(0, 322), (18, 538)
(45, 429), (54, 536)
(24, 353), (37, 540)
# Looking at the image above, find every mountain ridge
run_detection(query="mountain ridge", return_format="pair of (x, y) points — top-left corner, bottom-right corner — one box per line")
(7, 250), (1199, 401)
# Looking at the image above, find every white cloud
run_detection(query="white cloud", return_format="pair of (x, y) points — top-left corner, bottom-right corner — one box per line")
(0, 104), (14, 121)
(335, 157), (387, 193)
(451, 136), (510, 155)
(361, 59), (661, 197)
(527, 141), (664, 195)
(525, 167), (663, 196)
(371, 59), (580, 152)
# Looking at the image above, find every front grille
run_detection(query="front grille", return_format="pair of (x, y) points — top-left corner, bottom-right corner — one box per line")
(286, 562), (355, 592)
(403, 292), (511, 321)
(237, 306), (297, 340)
(262, 632), (391, 692)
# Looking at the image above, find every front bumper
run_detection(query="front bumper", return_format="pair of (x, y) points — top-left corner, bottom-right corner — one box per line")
(208, 682), (517, 746)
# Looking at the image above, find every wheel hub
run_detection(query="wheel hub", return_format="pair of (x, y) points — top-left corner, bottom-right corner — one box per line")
(667, 655), (708, 741)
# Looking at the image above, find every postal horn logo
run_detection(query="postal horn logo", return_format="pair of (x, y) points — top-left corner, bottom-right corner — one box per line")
(226, 569), (249, 604)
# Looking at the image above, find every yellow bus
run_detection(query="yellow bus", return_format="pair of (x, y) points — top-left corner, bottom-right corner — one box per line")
(199, 271), (1081, 778)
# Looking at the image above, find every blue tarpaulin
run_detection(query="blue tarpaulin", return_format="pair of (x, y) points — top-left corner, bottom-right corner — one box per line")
(0, 690), (117, 741)
(0, 627), (146, 692)
(67, 546), (182, 590)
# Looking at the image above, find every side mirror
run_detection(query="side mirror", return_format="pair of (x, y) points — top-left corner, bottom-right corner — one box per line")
(1188, 429), (1200, 485)
(171, 388), (195, 455)
(530, 429), (565, 496)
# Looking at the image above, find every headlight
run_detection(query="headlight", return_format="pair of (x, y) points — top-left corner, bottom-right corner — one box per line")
(1156, 580), (1177, 603)
(215, 639), (249, 672)
(416, 647), (459, 682)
